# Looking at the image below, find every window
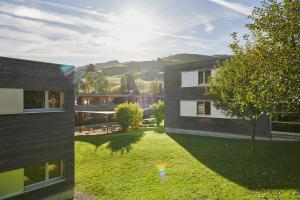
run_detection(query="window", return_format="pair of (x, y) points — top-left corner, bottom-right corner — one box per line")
(48, 91), (61, 108)
(24, 90), (63, 111)
(0, 160), (64, 199)
(24, 160), (64, 190)
(198, 70), (211, 85)
(48, 160), (61, 179)
(24, 163), (46, 186)
(197, 101), (211, 115)
(24, 90), (45, 109)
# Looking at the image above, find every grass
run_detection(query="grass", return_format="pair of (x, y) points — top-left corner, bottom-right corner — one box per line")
(75, 127), (300, 200)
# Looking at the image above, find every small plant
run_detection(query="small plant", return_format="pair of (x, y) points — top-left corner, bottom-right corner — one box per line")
(115, 103), (143, 131)
(150, 100), (164, 126)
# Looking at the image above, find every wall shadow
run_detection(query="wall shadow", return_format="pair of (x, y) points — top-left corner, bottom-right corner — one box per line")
(75, 131), (145, 154)
(167, 133), (300, 191)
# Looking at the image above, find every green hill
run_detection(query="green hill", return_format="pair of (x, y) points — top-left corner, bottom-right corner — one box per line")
(75, 53), (229, 94)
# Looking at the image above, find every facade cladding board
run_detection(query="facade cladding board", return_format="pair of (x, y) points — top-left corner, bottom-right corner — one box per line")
(164, 59), (270, 138)
(0, 57), (74, 200)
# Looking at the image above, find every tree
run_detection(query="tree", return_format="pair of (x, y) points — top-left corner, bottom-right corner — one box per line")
(245, 0), (300, 116)
(119, 71), (140, 94)
(75, 80), (81, 94)
(86, 64), (96, 73)
(207, 0), (300, 151)
(96, 76), (109, 93)
(150, 100), (164, 126)
(207, 48), (265, 152)
(83, 72), (96, 93)
(120, 76), (127, 94)
(148, 80), (160, 95)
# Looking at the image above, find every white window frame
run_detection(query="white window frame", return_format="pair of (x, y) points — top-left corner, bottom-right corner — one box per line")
(24, 160), (65, 192)
(24, 90), (64, 113)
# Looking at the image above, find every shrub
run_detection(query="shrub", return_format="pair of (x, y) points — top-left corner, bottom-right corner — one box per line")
(115, 103), (143, 131)
(115, 103), (136, 132)
(150, 100), (164, 126)
(132, 104), (143, 129)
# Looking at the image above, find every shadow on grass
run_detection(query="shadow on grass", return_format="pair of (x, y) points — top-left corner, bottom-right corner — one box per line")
(153, 126), (165, 134)
(75, 129), (145, 154)
(168, 133), (300, 191)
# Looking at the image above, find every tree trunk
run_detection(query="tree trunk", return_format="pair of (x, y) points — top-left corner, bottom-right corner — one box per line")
(251, 121), (256, 152)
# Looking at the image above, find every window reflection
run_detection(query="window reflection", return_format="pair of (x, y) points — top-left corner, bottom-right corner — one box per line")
(48, 91), (61, 108)
(24, 90), (45, 109)
(48, 160), (61, 179)
(24, 164), (45, 186)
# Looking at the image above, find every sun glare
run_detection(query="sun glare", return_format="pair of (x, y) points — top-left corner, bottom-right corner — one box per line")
(115, 10), (156, 50)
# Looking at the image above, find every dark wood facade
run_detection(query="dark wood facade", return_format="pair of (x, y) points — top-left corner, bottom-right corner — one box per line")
(0, 57), (74, 199)
(164, 59), (271, 138)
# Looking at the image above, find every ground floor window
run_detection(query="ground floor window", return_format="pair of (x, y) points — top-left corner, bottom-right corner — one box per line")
(197, 101), (211, 115)
(24, 163), (46, 186)
(0, 160), (64, 199)
(24, 160), (64, 191)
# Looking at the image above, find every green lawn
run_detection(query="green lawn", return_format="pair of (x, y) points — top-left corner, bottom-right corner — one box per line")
(75, 127), (300, 200)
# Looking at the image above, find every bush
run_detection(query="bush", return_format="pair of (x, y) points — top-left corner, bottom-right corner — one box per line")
(132, 104), (144, 129)
(115, 103), (143, 131)
(150, 100), (164, 126)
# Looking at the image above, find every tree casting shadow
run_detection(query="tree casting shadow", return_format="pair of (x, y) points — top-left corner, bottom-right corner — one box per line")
(167, 133), (300, 191)
(75, 131), (145, 154)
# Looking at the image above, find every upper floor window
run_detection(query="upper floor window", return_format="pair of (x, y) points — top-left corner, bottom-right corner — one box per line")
(24, 90), (45, 109)
(24, 90), (63, 111)
(198, 70), (211, 85)
(181, 69), (212, 87)
(48, 91), (61, 108)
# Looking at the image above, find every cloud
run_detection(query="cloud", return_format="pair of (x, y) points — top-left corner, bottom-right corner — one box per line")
(29, 0), (118, 20)
(208, 0), (252, 16)
(0, 0), (234, 65)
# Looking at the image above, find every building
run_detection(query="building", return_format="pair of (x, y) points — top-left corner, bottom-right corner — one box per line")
(75, 93), (163, 126)
(164, 59), (271, 139)
(0, 57), (74, 200)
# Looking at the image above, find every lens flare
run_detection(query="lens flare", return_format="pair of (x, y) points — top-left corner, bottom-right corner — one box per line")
(60, 65), (74, 77)
(155, 162), (167, 179)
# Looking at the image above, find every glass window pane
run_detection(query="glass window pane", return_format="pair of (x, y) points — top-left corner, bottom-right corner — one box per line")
(48, 160), (61, 179)
(24, 164), (45, 186)
(24, 90), (45, 109)
(205, 70), (211, 83)
(48, 91), (61, 108)
(205, 102), (211, 115)
(197, 102), (204, 115)
(198, 71), (204, 85)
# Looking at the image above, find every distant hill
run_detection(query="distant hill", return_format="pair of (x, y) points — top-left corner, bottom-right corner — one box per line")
(75, 53), (230, 94)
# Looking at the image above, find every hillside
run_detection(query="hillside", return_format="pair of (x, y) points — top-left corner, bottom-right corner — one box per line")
(75, 53), (229, 94)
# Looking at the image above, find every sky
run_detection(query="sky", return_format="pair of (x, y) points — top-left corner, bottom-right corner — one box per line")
(0, 0), (262, 66)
